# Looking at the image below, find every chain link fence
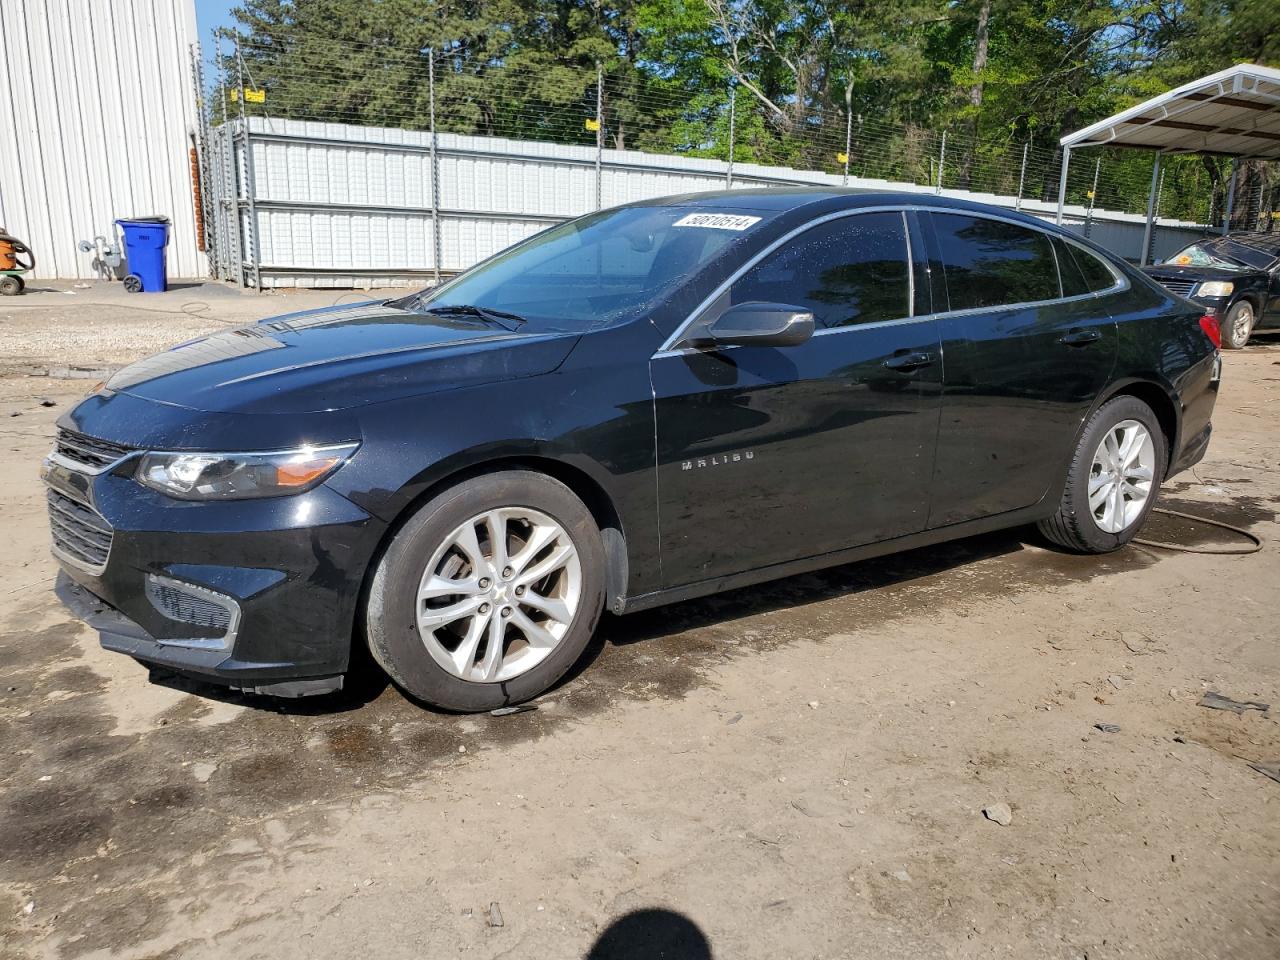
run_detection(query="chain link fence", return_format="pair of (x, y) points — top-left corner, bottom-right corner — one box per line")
(192, 34), (1278, 289)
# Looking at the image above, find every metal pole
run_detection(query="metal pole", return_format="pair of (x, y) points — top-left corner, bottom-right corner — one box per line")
(842, 106), (852, 187)
(188, 42), (215, 274)
(213, 31), (239, 284)
(1140, 151), (1162, 267)
(1014, 140), (1028, 210)
(595, 63), (603, 210)
(935, 131), (946, 194)
(1222, 158), (1238, 235)
(726, 84), (736, 188)
(1083, 157), (1100, 238)
(1149, 166), (1166, 264)
(235, 42), (255, 289)
(1055, 146), (1070, 225)
(429, 48), (441, 285)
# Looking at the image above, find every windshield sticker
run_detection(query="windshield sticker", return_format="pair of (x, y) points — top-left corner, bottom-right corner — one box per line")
(673, 213), (762, 231)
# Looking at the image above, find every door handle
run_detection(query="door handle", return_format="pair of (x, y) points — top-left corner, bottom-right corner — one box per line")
(1059, 328), (1102, 346)
(883, 351), (935, 372)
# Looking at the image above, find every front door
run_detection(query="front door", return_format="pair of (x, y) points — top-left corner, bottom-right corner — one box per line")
(650, 210), (942, 589)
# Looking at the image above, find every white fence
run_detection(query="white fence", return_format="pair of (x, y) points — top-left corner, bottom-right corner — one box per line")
(208, 117), (1210, 289)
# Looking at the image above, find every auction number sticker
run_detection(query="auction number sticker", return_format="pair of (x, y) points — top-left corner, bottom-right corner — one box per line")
(673, 213), (762, 231)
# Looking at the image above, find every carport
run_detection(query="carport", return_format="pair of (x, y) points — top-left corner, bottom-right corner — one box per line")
(1056, 63), (1280, 264)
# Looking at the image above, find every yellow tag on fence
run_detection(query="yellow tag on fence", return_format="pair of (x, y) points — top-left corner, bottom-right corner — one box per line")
(585, 118), (600, 132)
(230, 89), (266, 104)
(837, 152), (848, 164)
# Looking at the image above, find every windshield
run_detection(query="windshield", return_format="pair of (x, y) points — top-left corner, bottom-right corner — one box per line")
(403, 206), (761, 333)
(1164, 242), (1241, 269)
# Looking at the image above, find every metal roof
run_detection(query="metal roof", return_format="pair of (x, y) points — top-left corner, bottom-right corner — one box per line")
(1060, 63), (1280, 160)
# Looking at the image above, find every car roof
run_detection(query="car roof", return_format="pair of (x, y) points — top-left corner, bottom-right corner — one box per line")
(634, 187), (1060, 230)
(1215, 231), (1280, 258)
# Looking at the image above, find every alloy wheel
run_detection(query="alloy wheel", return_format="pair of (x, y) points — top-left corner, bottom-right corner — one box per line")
(1088, 419), (1156, 534)
(415, 507), (582, 683)
(1230, 302), (1254, 345)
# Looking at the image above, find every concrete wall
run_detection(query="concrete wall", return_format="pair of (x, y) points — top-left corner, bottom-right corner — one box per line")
(0, 0), (204, 280)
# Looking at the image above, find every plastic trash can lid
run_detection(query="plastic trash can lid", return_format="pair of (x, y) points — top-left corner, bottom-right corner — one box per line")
(115, 215), (171, 225)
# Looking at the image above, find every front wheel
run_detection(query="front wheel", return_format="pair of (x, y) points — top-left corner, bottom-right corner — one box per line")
(365, 470), (605, 711)
(1038, 395), (1166, 553)
(1221, 300), (1254, 350)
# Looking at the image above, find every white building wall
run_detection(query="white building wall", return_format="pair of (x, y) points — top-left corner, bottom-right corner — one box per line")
(0, 0), (204, 280)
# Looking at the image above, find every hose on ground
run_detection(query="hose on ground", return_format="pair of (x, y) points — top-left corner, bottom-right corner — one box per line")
(1134, 508), (1263, 555)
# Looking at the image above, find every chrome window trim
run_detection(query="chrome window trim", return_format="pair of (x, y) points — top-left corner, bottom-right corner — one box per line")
(653, 203), (1129, 358)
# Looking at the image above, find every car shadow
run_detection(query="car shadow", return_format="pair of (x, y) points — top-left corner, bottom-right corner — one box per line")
(150, 526), (1036, 717)
(559, 527), (1035, 687)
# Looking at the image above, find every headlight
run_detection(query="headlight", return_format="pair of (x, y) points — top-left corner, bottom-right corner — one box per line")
(136, 442), (359, 500)
(1197, 280), (1233, 297)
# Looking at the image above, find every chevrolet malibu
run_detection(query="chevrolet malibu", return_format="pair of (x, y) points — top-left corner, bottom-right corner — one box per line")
(45, 191), (1220, 711)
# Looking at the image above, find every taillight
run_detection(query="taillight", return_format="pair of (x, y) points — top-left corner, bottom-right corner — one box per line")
(1198, 314), (1221, 350)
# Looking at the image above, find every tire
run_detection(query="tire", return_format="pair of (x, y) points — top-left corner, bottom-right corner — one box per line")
(1038, 395), (1166, 553)
(122, 274), (143, 293)
(1220, 300), (1254, 350)
(0, 276), (20, 296)
(365, 470), (605, 711)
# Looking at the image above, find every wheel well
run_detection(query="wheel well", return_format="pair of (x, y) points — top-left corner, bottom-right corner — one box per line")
(1103, 381), (1179, 472)
(363, 456), (630, 618)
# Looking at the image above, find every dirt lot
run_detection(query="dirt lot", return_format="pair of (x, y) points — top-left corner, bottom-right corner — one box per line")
(1, 282), (1278, 960)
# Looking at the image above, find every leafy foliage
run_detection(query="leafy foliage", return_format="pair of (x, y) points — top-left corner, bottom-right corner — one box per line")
(221, 0), (1278, 224)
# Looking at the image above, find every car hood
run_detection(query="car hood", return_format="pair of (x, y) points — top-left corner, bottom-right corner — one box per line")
(1141, 263), (1253, 281)
(104, 302), (581, 414)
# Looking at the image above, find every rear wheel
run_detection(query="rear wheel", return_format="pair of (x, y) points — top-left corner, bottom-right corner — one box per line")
(1221, 300), (1254, 350)
(365, 470), (605, 711)
(0, 276), (20, 296)
(1038, 395), (1166, 553)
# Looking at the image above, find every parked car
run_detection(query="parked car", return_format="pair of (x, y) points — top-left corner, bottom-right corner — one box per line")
(44, 191), (1220, 712)
(1142, 231), (1280, 348)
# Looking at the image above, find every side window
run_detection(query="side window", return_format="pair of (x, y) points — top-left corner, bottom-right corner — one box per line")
(931, 213), (1061, 310)
(1054, 237), (1091, 297)
(715, 211), (911, 330)
(1067, 243), (1119, 293)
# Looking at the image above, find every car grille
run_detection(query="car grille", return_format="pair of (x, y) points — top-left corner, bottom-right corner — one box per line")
(1153, 277), (1197, 298)
(47, 489), (114, 572)
(54, 428), (133, 470)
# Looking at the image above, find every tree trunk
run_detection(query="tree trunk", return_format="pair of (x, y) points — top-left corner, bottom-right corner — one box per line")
(958, 0), (992, 189)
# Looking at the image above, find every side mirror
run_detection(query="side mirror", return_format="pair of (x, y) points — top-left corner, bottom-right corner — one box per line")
(694, 301), (815, 348)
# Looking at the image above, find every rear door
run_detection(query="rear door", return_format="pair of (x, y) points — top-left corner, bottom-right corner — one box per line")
(924, 212), (1118, 527)
(650, 209), (942, 588)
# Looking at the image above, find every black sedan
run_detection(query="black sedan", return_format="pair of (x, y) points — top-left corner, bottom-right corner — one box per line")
(1143, 231), (1280, 348)
(44, 191), (1220, 711)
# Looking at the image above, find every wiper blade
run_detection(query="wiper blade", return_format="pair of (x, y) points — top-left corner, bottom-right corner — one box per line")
(422, 303), (527, 331)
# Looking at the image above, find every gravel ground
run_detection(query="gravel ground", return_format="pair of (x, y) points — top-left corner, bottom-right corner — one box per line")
(0, 291), (1277, 960)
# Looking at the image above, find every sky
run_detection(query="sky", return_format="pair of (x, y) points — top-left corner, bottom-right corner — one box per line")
(195, 0), (238, 48)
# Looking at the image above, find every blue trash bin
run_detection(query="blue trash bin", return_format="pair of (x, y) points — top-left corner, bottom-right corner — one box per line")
(116, 216), (171, 292)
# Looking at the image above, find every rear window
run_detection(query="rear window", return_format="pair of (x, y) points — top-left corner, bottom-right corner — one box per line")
(1066, 244), (1119, 293)
(1054, 237), (1091, 297)
(931, 213), (1060, 310)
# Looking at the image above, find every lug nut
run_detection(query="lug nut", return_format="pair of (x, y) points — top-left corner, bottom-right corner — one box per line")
(501, 606), (512, 617)
(479, 577), (490, 588)
(479, 602), (490, 614)
(502, 566), (513, 579)
(514, 585), (525, 596)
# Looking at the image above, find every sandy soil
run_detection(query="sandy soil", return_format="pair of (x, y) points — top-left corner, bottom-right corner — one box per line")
(0, 289), (1277, 960)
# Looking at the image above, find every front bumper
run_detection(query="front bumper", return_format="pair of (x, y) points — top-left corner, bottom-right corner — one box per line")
(45, 457), (383, 696)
